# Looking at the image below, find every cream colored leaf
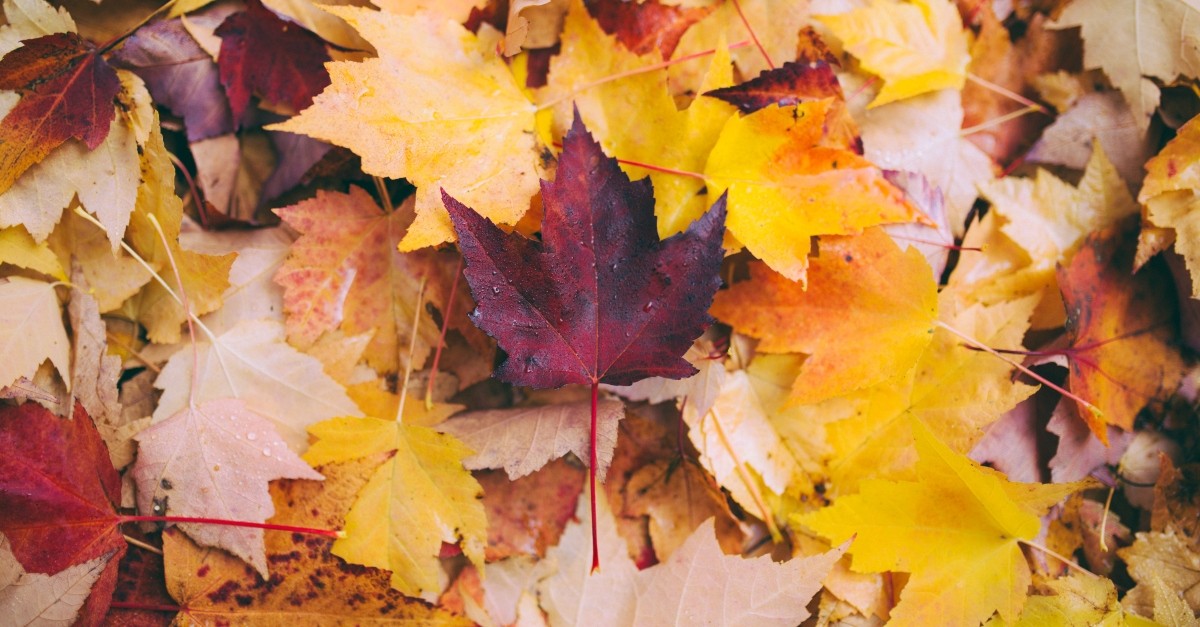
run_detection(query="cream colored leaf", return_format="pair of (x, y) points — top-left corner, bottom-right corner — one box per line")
(262, 0), (371, 50)
(603, 345), (726, 424)
(373, 0), (487, 23)
(632, 520), (844, 627)
(504, 0), (568, 55)
(64, 209), (151, 314)
(190, 132), (276, 223)
(68, 276), (127, 467)
(1119, 531), (1200, 618)
(152, 319), (362, 453)
(1027, 91), (1150, 185)
(133, 399), (322, 576)
(0, 551), (112, 627)
(0, 277), (69, 391)
(0, 0), (74, 57)
(440, 400), (622, 481)
(270, 6), (539, 250)
(1051, 0), (1200, 131)
(180, 226), (292, 335)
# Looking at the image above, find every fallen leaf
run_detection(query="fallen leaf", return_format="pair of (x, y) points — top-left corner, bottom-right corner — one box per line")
(881, 169), (957, 278)
(1027, 91), (1150, 185)
(63, 209), (152, 314)
(1152, 456), (1200, 545)
(621, 458), (743, 562)
(994, 574), (1131, 626)
(1047, 399), (1131, 483)
(479, 458), (585, 560)
(969, 395), (1044, 484)
(506, 0), (569, 56)
(260, 0), (371, 51)
(817, 0), (970, 107)
(271, 6), (540, 251)
(588, 0), (714, 59)
(439, 400), (625, 481)
(799, 418), (1091, 627)
(67, 275), (125, 465)
(0, 225), (65, 280)
(304, 417), (487, 598)
(111, 16), (234, 141)
(1137, 112), (1200, 289)
(0, 276), (69, 391)
(189, 131), (276, 223)
(132, 398), (323, 576)
(444, 112), (725, 388)
(0, 537), (114, 627)
(0, 402), (124, 623)
(215, 0), (330, 121)
(1119, 531), (1200, 618)
(162, 455), (472, 625)
(273, 187), (448, 373)
(603, 343), (726, 424)
(152, 319), (363, 453)
(1050, 0), (1200, 131)
(179, 225), (292, 335)
(1058, 219), (1186, 440)
(0, 32), (121, 194)
(711, 228), (937, 404)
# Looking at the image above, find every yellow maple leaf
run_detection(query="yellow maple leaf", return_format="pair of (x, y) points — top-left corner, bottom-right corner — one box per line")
(704, 100), (922, 284)
(711, 228), (937, 405)
(1138, 113), (1200, 296)
(817, 0), (969, 108)
(304, 416), (487, 598)
(270, 6), (541, 251)
(126, 119), (234, 344)
(823, 289), (1039, 493)
(798, 419), (1091, 627)
(986, 575), (1147, 627)
(0, 226), (65, 280)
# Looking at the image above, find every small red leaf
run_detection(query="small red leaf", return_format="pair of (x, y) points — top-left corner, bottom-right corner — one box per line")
(0, 32), (120, 194)
(443, 112), (726, 389)
(215, 0), (331, 123)
(587, 0), (716, 59)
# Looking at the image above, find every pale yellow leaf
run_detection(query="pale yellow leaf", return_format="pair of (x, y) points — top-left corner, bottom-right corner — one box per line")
(0, 226), (65, 280)
(0, 550), (112, 627)
(179, 226), (292, 335)
(0, 277), (69, 392)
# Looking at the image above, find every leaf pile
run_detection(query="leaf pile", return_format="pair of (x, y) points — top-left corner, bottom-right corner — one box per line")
(1, 0), (1200, 625)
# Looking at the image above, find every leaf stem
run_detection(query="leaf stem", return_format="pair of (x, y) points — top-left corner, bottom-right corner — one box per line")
(590, 379), (600, 573)
(108, 601), (182, 613)
(96, 0), (179, 55)
(395, 276), (426, 424)
(123, 534), (163, 555)
(120, 515), (343, 539)
(966, 73), (1047, 113)
(1018, 538), (1098, 578)
(960, 104), (1043, 137)
(146, 213), (199, 411)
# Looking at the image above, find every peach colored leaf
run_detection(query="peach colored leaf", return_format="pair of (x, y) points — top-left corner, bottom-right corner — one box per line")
(0, 277), (69, 391)
(632, 519), (843, 627)
(0, 538), (113, 627)
(712, 228), (937, 405)
(273, 187), (445, 373)
(439, 400), (624, 481)
(179, 225), (292, 335)
(132, 398), (322, 576)
(1137, 113), (1200, 292)
(152, 319), (362, 454)
(67, 276), (126, 466)
(269, 6), (540, 250)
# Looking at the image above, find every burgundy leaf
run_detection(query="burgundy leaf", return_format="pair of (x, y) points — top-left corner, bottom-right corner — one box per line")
(587, 0), (716, 59)
(443, 112), (726, 389)
(704, 58), (843, 114)
(215, 0), (331, 123)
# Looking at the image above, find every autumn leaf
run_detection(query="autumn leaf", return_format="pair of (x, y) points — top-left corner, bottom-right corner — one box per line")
(439, 400), (625, 481)
(0, 277), (69, 391)
(161, 456), (472, 625)
(1119, 531), (1200, 618)
(0, 32), (120, 194)
(1058, 219), (1185, 440)
(1137, 112), (1200, 290)
(603, 343), (726, 423)
(132, 398), (323, 576)
(0, 535), (115, 627)
(0, 402), (124, 623)
(0, 225), (65, 280)
(214, 0), (330, 121)
(478, 458), (584, 560)
(990, 575), (1140, 626)
(712, 228), (937, 404)
(703, 99), (923, 283)
(799, 418), (1091, 627)
(270, 5), (541, 251)
(588, 0), (714, 59)
(817, 0), (970, 107)
(303, 417), (487, 598)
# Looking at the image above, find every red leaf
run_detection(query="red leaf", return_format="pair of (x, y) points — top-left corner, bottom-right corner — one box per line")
(0, 32), (120, 194)
(704, 28), (843, 114)
(0, 402), (125, 620)
(587, 0), (716, 59)
(443, 112), (726, 389)
(215, 0), (331, 123)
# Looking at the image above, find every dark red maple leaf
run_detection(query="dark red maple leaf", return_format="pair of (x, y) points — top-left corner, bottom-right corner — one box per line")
(214, 0), (331, 123)
(443, 112), (726, 569)
(587, 0), (716, 59)
(0, 402), (126, 622)
(704, 27), (843, 114)
(0, 32), (121, 194)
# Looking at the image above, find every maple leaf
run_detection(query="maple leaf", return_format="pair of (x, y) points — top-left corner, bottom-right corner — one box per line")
(603, 343), (726, 422)
(0, 276), (70, 392)
(152, 319), (362, 453)
(270, 5), (541, 251)
(1119, 531), (1200, 618)
(621, 459), (743, 562)
(478, 458), (585, 560)
(823, 290), (1039, 492)
(712, 228), (937, 404)
(0, 32), (120, 194)
(1058, 219), (1185, 440)
(304, 417), (488, 598)
(817, 0), (970, 107)
(111, 16), (233, 141)
(588, 0), (715, 59)
(258, 0), (370, 51)
(273, 187), (451, 374)
(703, 99), (923, 283)
(67, 277), (126, 467)
(0, 402), (124, 622)
(506, 0), (569, 56)
(132, 398), (323, 576)
(1050, 0), (1200, 131)
(991, 574), (1143, 627)
(1137, 112), (1200, 290)
(161, 457), (472, 625)
(0, 225), (65, 280)
(445, 113), (725, 389)
(180, 225), (292, 335)
(439, 400), (625, 481)
(1047, 399), (1132, 483)
(1027, 91), (1149, 185)
(215, 0), (330, 122)
(799, 418), (1091, 627)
